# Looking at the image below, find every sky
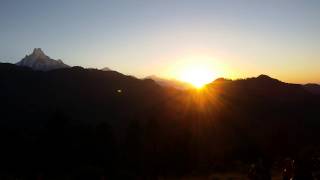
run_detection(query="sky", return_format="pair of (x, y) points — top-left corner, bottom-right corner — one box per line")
(1, 0), (320, 84)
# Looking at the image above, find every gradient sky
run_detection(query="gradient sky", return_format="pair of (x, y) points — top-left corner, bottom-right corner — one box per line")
(1, 0), (320, 84)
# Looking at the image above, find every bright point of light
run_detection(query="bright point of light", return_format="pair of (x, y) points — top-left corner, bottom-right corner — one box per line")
(179, 65), (216, 88)
(163, 55), (224, 88)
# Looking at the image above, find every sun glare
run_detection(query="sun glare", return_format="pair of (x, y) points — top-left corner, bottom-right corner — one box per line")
(164, 55), (224, 88)
(179, 66), (216, 88)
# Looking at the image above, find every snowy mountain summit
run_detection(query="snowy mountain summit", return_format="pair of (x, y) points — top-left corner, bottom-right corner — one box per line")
(16, 48), (69, 71)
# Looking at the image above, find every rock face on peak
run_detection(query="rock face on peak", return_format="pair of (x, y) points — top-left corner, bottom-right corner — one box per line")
(101, 67), (112, 71)
(16, 48), (70, 71)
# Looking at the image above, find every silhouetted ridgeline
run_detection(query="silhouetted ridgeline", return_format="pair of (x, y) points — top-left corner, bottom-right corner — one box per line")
(0, 62), (320, 178)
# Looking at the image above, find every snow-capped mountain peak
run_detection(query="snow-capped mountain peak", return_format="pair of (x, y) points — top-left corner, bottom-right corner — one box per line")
(16, 48), (70, 71)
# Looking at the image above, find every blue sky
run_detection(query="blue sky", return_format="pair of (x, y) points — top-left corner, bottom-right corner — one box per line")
(1, 0), (320, 83)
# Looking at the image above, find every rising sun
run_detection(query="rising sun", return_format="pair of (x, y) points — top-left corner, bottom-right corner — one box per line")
(179, 66), (216, 88)
(166, 55), (222, 89)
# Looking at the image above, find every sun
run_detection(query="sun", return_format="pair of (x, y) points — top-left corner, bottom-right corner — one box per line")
(179, 66), (216, 88)
(163, 55), (224, 88)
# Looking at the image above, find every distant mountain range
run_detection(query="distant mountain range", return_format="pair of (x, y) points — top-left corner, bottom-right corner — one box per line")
(144, 75), (193, 90)
(9, 48), (320, 91)
(16, 48), (69, 71)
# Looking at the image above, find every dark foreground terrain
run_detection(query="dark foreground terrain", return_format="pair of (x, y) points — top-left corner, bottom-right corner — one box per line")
(1, 63), (320, 179)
